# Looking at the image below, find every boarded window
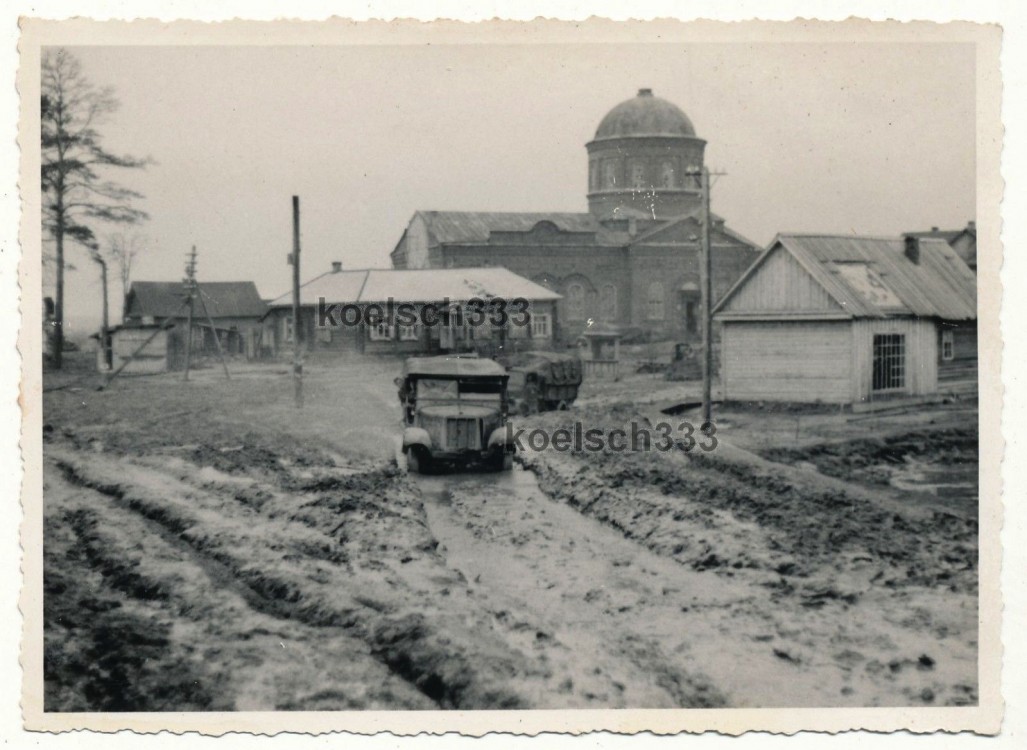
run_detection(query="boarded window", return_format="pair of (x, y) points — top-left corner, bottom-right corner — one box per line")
(941, 329), (954, 361)
(630, 162), (646, 188)
(660, 161), (675, 188)
(600, 283), (617, 321)
(567, 283), (585, 320)
(647, 282), (665, 320)
(872, 333), (906, 391)
(603, 161), (617, 188)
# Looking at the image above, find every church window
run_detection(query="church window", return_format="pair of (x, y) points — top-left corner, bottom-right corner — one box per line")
(647, 282), (665, 320)
(600, 284), (617, 321)
(567, 283), (586, 320)
(603, 161), (617, 188)
(630, 161), (646, 188)
(660, 161), (676, 188)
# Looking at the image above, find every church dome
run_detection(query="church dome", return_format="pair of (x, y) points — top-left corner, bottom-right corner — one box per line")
(594, 88), (696, 140)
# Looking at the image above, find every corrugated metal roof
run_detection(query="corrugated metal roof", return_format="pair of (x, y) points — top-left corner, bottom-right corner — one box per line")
(127, 281), (267, 319)
(418, 211), (602, 244)
(773, 235), (976, 320)
(267, 267), (562, 308)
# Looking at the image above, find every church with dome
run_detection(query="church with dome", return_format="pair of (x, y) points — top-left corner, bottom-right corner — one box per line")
(390, 88), (761, 342)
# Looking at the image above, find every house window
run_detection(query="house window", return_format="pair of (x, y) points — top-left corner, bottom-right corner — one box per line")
(283, 316), (294, 343)
(399, 322), (420, 342)
(600, 283), (617, 321)
(369, 319), (394, 341)
(660, 161), (675, 188)
(647, 282), (665, 320)
(872, 333), (906, 391)
(941, 329), (955, 361)
(566, 283), (585, 321)
(530, 312), (551, 339)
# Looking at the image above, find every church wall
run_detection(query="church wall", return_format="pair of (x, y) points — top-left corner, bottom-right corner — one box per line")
(440, 243), (631, 341)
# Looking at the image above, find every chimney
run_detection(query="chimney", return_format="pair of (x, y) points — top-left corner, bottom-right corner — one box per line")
(967, 220), (976, 231)
(904, 235), (920, 265)
(931, 226), (939, 232)
(331, 261), (343, 273)
(638, 88), (653, 97)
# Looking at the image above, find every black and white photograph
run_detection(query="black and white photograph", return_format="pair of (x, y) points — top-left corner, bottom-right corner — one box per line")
(17, 15), (1005, 737)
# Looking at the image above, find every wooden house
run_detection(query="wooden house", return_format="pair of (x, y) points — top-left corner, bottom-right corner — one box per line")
(712, 234), (977, 405)
(263, 265), (562, 357)
(124, 281), (268, 360)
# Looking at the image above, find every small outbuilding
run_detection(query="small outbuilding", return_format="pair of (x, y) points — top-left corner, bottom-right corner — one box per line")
(712, 234), (977, 405)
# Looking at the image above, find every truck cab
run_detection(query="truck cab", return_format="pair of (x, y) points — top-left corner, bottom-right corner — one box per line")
(397, 356), (515, 473)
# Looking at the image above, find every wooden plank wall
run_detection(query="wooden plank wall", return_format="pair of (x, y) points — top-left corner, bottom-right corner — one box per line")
(721, 320), (853, 403)
(721, 245), (842, 314)
(851, 317), (938, 402)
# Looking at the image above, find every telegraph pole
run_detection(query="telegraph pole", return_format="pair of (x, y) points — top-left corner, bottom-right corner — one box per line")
(699, 166), (713, 431)
(685, 165), (725, 433)
(183, 246), (197, 380)
(291, 196), (303, 408)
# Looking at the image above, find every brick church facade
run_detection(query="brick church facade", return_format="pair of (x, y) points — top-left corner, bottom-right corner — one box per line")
(390, 88), (760, 343)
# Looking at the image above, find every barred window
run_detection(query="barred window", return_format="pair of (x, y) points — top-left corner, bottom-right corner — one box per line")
(872, 334), (906, 391)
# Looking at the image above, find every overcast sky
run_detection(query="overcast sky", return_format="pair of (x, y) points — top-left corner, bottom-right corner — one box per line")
(51, 42), (975, 332)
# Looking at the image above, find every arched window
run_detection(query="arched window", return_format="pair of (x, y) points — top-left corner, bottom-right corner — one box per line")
(600, 283), (617, 321)
(660, 161), (675, 188)
(647, 282), (665, 320)
(630, 162), (646, 188)
(567, 282), (586, 320)
(603, 161), (617, 189)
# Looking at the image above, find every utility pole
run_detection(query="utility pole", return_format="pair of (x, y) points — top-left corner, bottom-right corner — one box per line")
(699, 166), (713, 431)
(291, 196), (303, 408)
(183, 245), (197, 380)
(685, 165), (725, 433)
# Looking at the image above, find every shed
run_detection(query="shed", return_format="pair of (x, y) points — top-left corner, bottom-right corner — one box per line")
(712, 234), (977, 405)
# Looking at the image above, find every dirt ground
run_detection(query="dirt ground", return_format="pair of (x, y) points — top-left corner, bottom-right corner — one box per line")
(41, 352), (979, 710)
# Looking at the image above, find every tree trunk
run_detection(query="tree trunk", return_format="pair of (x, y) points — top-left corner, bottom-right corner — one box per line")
(53, 214), (64, 369)
(100, 260), (111, 369)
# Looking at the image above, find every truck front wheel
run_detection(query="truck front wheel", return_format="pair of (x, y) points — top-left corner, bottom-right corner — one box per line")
(405, 445), (432, 475)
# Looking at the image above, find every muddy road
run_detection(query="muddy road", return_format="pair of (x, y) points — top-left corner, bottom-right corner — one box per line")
(42, 358), (979, 710)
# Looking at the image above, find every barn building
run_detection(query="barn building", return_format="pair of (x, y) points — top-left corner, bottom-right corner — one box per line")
(390, 89), (760, 342)
(713, 234), (977, 405)
(263, 265), (561, 357)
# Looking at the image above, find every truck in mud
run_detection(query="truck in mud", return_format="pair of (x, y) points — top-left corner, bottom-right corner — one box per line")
(502, 350), (583, 415)
(397, 356), (516, 473)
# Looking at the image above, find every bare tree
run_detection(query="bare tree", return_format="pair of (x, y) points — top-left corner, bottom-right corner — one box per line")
(106, 232), (146, 321)
(41, 48), (150, 368)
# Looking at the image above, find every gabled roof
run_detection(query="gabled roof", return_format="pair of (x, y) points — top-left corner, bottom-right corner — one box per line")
(627, 209), (762, 249)
(415, 211), (602, 245)
(714, 234), (977, 321)
(267, 267), (562, 308)
(127, 281), (267, 319)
